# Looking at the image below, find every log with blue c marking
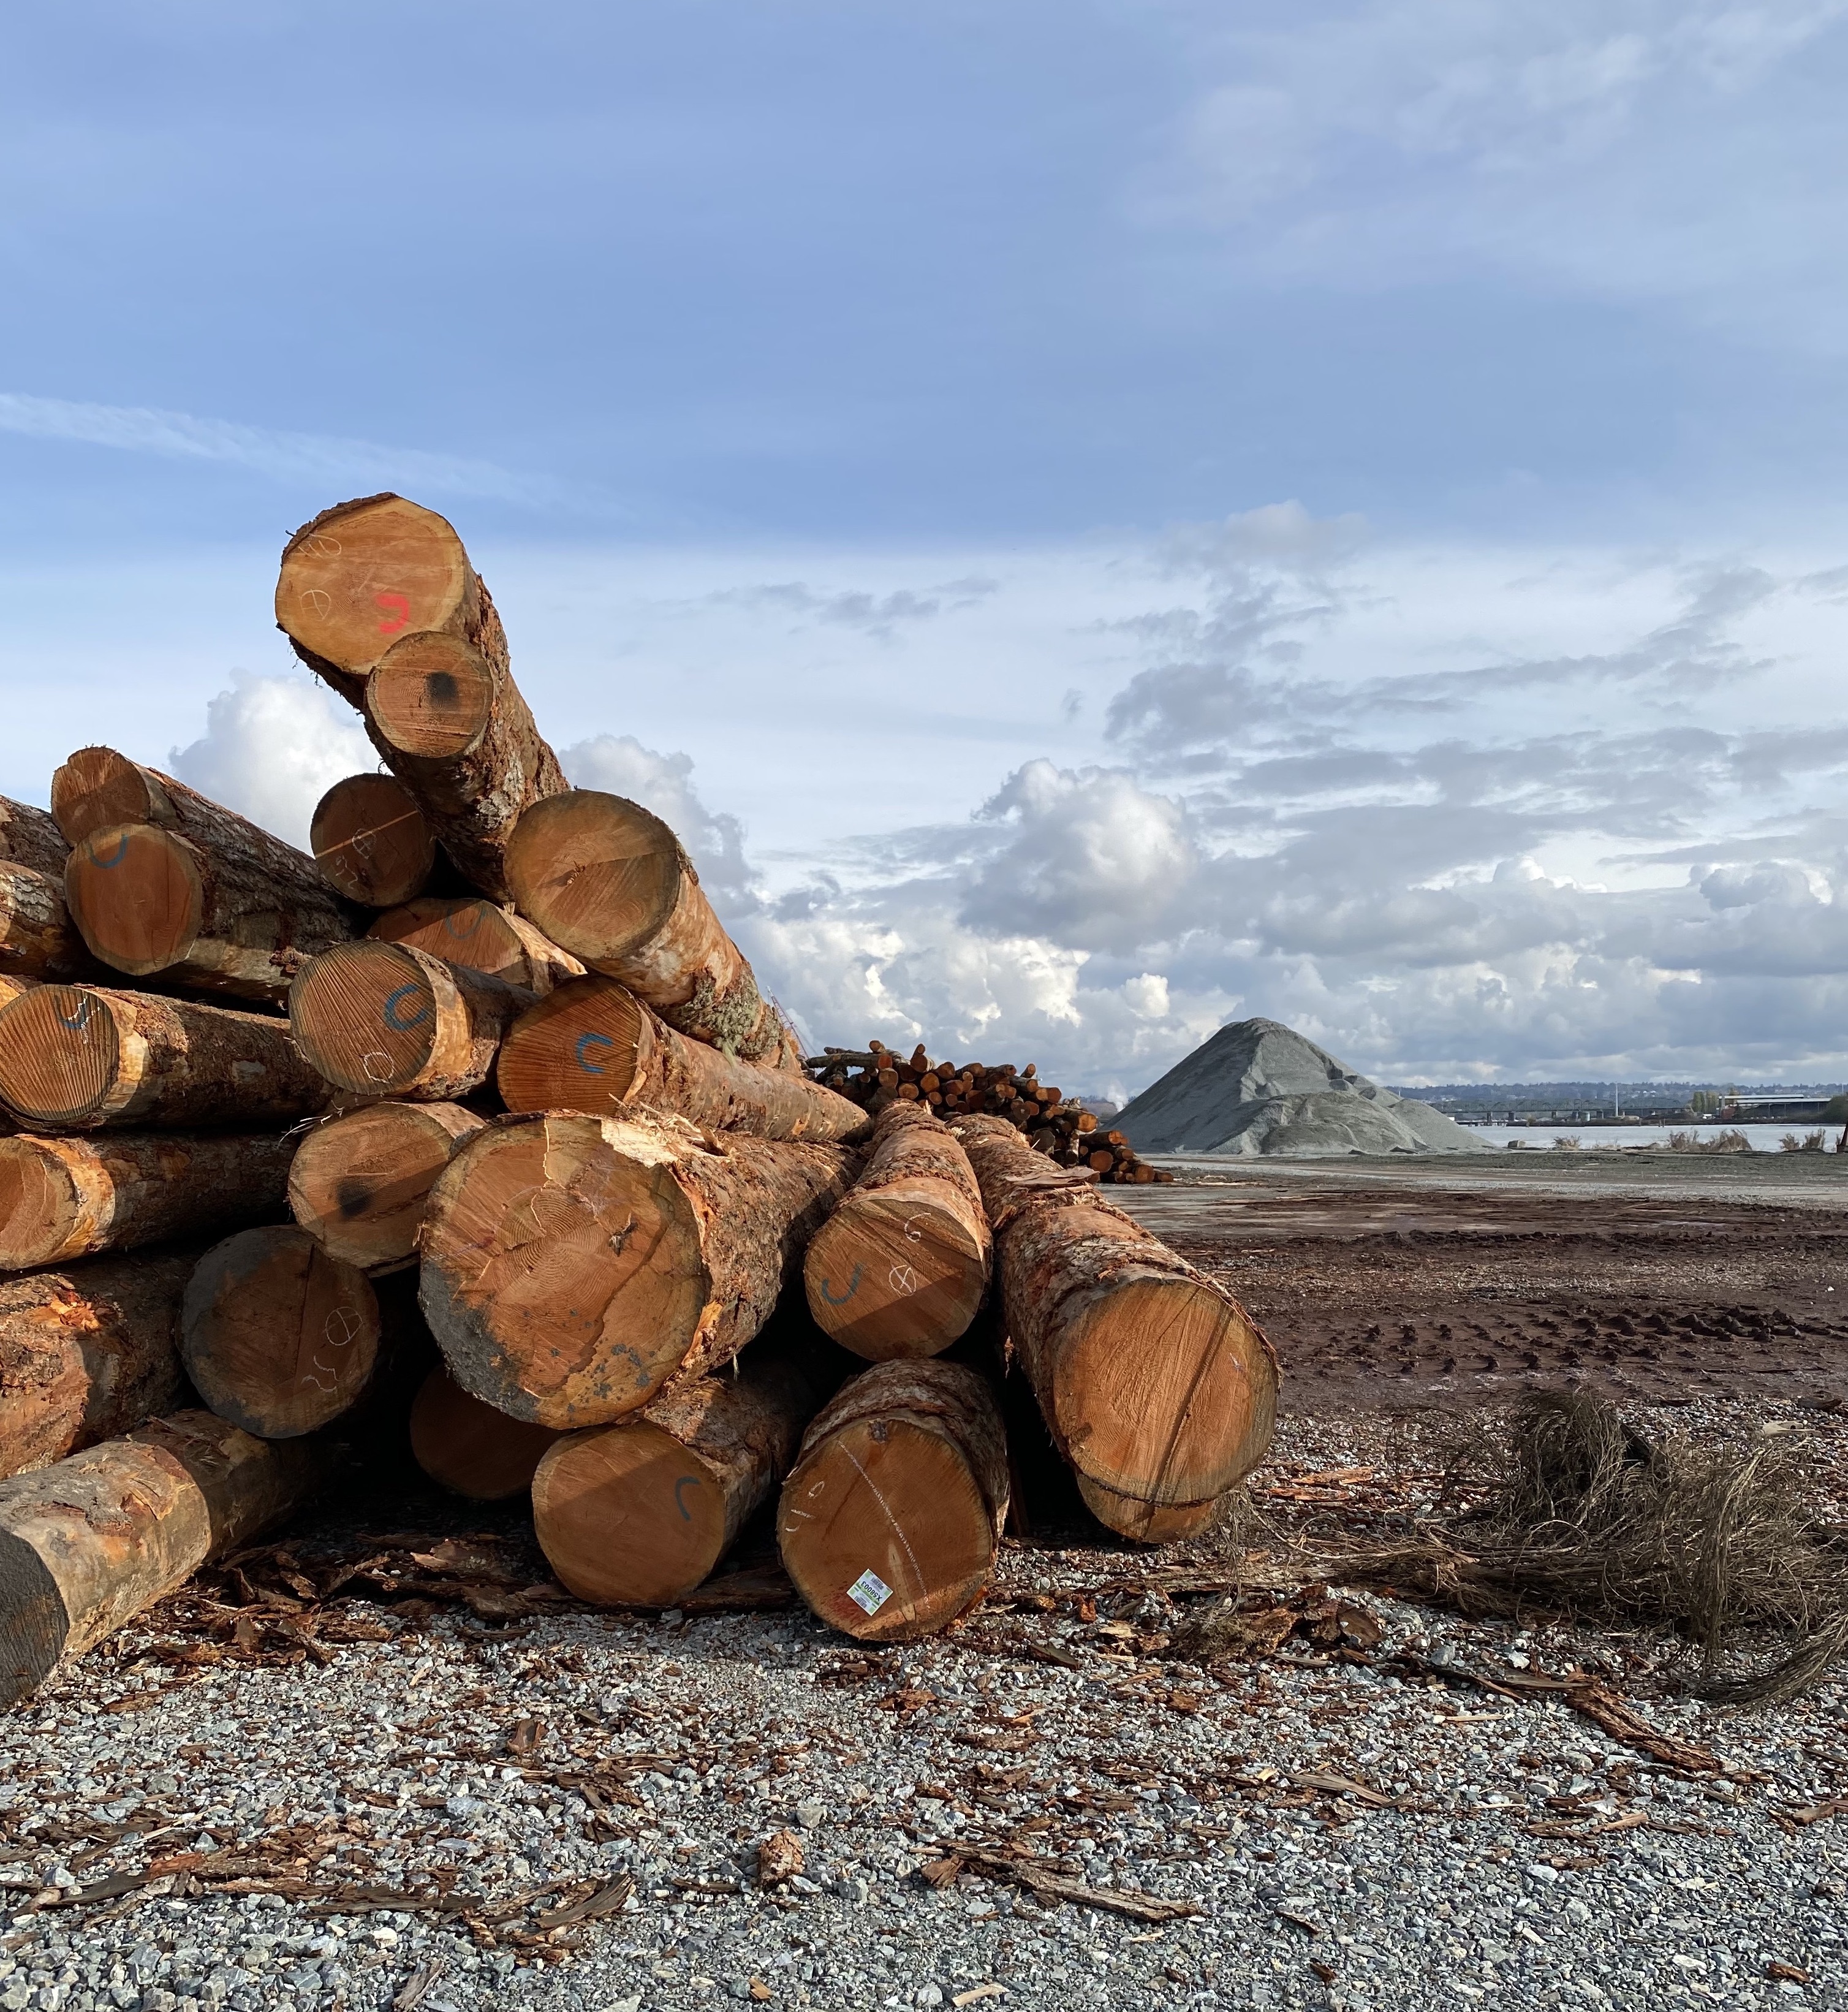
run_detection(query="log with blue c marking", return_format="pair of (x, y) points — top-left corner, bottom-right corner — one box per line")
(381, 984), (431, 1032)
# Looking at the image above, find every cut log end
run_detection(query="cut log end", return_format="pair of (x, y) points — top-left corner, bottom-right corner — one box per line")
(504, 791), (683, 966)
(49, 748), (164, 848)
(367, 632), (495, 759)
(495, 976), (646, 1116)
(531, 1420), (732, 1605)
(181, 1227), (381, 1438)
(276, 495), (471, 679)
(0, 984), (118, 1126)
(0, 1141), (81, 1272)
(63, 826), (202, 976)
(779, 1414), (997, 1642)
(289, 1101), (485, 1270)
(409, 1367), (562, 1501)
(1055, 1275), (1274, 1506)
(803, 1191), (986, 1360)
(368, 897), (578, 996)
(289, 940), (447, 1095)
(311, 773), (435, 908)
(1076, 1475), (1225, 1545)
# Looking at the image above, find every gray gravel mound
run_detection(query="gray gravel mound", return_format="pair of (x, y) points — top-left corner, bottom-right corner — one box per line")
(1119, 1019), (1490, 1158)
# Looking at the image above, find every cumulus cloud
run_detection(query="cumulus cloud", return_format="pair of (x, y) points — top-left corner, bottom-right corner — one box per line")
(168, 674), (372, 849)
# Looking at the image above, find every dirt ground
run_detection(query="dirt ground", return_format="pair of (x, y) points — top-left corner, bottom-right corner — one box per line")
(1116, 1152), (1848, 1417)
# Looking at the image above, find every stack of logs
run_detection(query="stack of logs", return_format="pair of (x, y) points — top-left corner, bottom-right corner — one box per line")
(807, 1042), (1171, 1183)
(0, 491), (1275, 1709)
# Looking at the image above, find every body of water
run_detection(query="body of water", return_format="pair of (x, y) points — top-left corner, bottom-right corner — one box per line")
(1458, 1122), (1841, 1153)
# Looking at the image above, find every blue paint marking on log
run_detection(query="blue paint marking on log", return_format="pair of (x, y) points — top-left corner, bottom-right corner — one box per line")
(674, 1475), (701, 1520)
(381, 983), (430, 1031)
(442, 903), (486, 941)
(57, 995), (93, 1031)
(815, 1263), (862, 1306)
(89, 835), (129, 870)
(575, 1032), (614, 1074)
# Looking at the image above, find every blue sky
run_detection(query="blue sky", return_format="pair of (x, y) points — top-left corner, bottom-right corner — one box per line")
(5, 2), (1848, 1091)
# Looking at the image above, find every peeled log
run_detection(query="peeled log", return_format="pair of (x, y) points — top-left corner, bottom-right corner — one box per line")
(310, 773), (435, 908)
(0, 1410), (322, 1705)
(0, 1131), (295, 1272)
(364, 631), (569, 901)
(409, 1365), (563, 1501)
(0, 1253), (191, 1479)
(181, 1227), (385, 1439)
(0, 863), (105, 984)
(498, 975), (869, 1142)
(803, 1104), (989, 1360)
(289, 940), (532, 1099)
(0, 984), (332, 1132)
(505, 792), (797, 1068)
(1077, 1475), (1225, 1545)
(0, 798), (70, 881)
(369, 897), (580, 995)
(778, 1359), (1008, 1642)
(531, 1342), (836, 1605)
(949, 1115), (1276, 1509)
(420, 1112), (858, 1427)
(289, 1101), (485, 1270)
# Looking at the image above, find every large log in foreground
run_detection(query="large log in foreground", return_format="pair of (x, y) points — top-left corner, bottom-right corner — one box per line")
(0, 797), (70, 881)
(310, 772), (436, 909)
(0, 1131), (295, 1271)
(505, 792), (796, 1068)
(0, 863), (105, 984)
(181, 1227), (385, 1439)
(289, 941), (532, 1099)
(289, 1101), (486, 1270)
(409, 1366), (563, 1501)
(778, 1359), (1008, 1642)
(369, 897), (580, 995)
(532, 1342), (837, 1606)
(0, 984), (331, 1131)
(949, 1114), (1276, 1515)
(0, 1253), (191, 1479)
(421, 1112), (857, 1427)
(497, 975), (869, 1142)
(803, 1103), (989, 1359)
(1076, 1475), (1225, 1546)
(0, 1410), (323, 1706)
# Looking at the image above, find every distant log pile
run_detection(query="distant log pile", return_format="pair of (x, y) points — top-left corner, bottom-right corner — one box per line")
(0, 490), (1268, 1707)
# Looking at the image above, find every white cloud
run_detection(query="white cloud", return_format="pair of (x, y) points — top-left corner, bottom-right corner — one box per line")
(168, 672), (372, 851)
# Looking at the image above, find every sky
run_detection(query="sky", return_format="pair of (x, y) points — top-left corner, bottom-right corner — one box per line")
(4, 1), (1848, 1095)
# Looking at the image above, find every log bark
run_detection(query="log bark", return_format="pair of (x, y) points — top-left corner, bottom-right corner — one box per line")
(531, 1339), (838, 1605)
(363, 631), (569, 901)
(0, 863), (107, 984)
(0, 1253), (192, 1479)
(496, 975), (869, 1142)
(288, 1101), (486, 1270)
(288, 940), (533, 1099)
(505, 792), (798, 1068)
(409, 1365), (563, 1501)
(949, 1115), (1276, 1508)
(803, 1104), (990, 1360)
(181, 1227), (387, 1438)
(1077, 1475), (1225, 1545)
(420, 1111), (858, 1427)
(0, 798), (70, 881)
(0, 984), (332, 1131)
(369, 897), (580, 995)
(0, 1409), (323, 1704)
(310, 773), (435, 908)
(0, 1131), (295, 1271)
(778, 1358), (1008, 1642)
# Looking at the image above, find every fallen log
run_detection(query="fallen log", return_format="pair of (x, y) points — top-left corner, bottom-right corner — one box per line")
(504, 791), (797, 1068)
(181, 1226), (386, 1438)
(0, 1408), (323, 1705)
(0, 1253), (192, 1479)
(496, 974), (869, 1142)
(408, 1365), (564, 1501)
(310, 773), (436, 908)
(1077, 1475), (1225, 1545)
(0, 1131), (295, 1271)
(364, 631), (569, 902)
(949, 1115), (1276, 1509)
(369, 896), (580, 995)
(288, 1101), (486, 1270)
(0, 862), (106, 984)
(531, 1341), (836, 1606)
(420, 1112), (857, 1427)
(0, 797), (70, 881)
(778, 1358), (1008, 1641)
(288, 940), (532, 1099)
(0, 984), (332, 1131)
(803, 1103), (988, 1359)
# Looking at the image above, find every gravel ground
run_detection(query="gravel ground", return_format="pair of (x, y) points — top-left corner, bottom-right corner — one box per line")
(2, 1402), (1844, 2012)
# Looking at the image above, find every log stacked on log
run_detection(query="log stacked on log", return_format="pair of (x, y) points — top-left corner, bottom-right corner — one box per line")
(288, 1101), (485, 1270)
(311, 772), (437, 908)
(409, 1365), (564, 1501)
(807, 1041), (1169, 1184)
(368, 896), (581, 995)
